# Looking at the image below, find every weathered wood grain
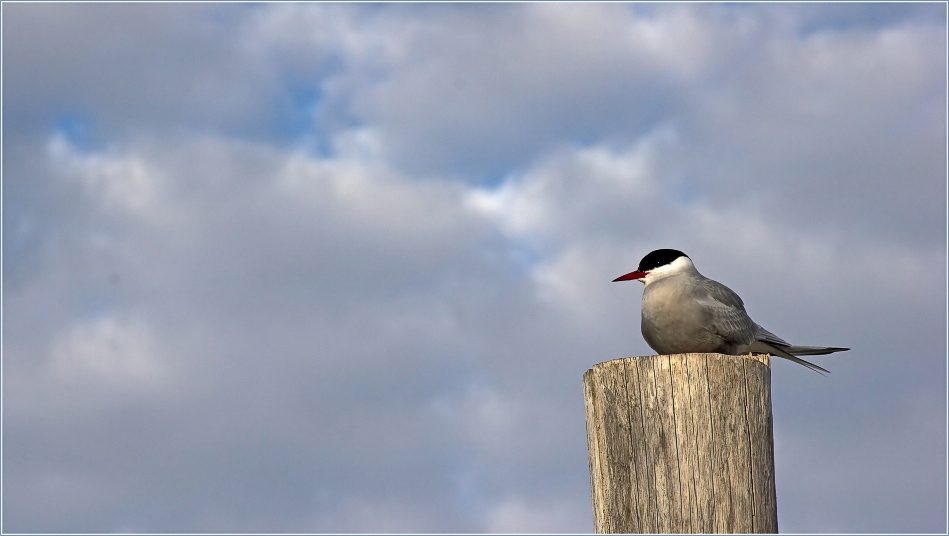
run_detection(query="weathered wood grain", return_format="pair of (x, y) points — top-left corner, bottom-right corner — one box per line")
(668, 353), (698, 532)
(743, 356), (779, 533)
(650, 355), (686, 533)
(685, 353), (716, 531)
(583, 368), (607, 531)
(583, 353), (777, 534)
(623, 359), (655, 533)
(584, 360), (638, 532)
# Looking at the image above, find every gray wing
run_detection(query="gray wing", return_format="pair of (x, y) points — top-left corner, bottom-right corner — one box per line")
(693, 277), (758, 347)
(694, 276), (842, 374)
(754, 319), (837, 375)
(754, 325), (793, 347)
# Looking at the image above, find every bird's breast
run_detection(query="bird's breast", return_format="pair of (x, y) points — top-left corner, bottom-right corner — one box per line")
(640, 278), (725, 354)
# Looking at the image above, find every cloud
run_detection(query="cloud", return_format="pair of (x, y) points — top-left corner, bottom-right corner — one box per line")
(2, 3), (945, 533)
(3, 4), (264, 138)
(485, 495), (591, 533)
(49, 316), (170, 392)
(5, 131), (518, 531)
(325, 4), (703, 178)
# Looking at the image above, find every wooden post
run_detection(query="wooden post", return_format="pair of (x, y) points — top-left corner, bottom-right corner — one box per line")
(582, 353), (778, 534)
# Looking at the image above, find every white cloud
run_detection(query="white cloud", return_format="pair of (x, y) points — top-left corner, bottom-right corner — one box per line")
(486, 495), (591, 533)
(47, 136), (169, 225)
(3, 3), (944, 533)
(49, 316), (170, 391)
(467, 138), (662, 241)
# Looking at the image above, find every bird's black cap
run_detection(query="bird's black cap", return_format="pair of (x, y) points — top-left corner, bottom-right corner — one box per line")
(637, 249), (689, 272)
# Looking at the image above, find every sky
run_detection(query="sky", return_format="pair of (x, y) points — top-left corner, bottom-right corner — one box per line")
(1, 2), (946, 533)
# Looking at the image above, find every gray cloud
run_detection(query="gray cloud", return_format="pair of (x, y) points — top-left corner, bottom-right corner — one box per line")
(3, 3), (945, 533)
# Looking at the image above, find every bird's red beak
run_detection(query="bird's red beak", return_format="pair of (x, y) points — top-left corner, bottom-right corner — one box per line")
(613, 270), (647, 282)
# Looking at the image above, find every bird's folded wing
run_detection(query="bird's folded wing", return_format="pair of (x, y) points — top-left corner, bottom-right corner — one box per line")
(695, 277), (758, 345)
(754, 324), (793, 347)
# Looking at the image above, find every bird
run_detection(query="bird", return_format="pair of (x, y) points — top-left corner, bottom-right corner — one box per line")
(613, 248), (849, 374)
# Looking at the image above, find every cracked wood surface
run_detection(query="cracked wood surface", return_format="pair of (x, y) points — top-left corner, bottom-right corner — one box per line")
(583, 353), (778, 534)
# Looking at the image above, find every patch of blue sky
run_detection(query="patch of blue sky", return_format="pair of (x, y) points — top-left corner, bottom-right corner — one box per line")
(506, 237), (546, 277)
(433, 156), (523, 190)
(76, 290), (122, 321)
(566, 133), (601, 152)
(623, 2), (663, 20)
(467, 167), (522, 190)
(268, 60), (365, 158)
(53, 112), (105, 154)
(789, 3), (945, 38)
(270, 80), (331, 155)
(473, 239), (543, 282)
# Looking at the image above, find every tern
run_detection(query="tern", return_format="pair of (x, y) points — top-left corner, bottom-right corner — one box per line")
(613, 249), (849, 374)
